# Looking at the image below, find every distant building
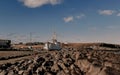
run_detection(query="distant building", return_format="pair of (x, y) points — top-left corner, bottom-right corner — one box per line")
(44, 40), (61, 50)
(44, 32), (62, 50)
(0, 39), (11, 48)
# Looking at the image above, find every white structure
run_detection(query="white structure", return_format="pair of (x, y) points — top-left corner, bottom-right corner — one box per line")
(44, 32), (62, 50)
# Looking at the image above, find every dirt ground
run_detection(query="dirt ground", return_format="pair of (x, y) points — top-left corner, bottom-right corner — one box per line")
(0, 48), (120, 75)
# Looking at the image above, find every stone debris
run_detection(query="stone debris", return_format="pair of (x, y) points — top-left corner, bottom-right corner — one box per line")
(0, 49), (120, 75)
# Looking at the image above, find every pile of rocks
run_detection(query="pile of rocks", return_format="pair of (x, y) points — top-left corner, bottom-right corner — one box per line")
(0, 49), (120, 75)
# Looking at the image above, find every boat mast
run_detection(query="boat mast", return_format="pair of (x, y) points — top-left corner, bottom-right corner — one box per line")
(52, 32), (57, 43)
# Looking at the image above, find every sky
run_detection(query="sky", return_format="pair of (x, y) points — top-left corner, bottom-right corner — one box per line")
(0, 0), (120, 44)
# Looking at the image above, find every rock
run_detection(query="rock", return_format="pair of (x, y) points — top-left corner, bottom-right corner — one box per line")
(58, 62), (69, 74)
(27, 64), (35, 71)
(51, 63), (60, 73)
(0, 64), (7, 70)
(98, 67), (107, 75)
(18, 70), (24, 75)
(75, 52), (80, 60)
(14, 66), (19, 72)
(63, 53), (71, 58)
(7, 70), (15, 75)
(62, 58), (74, 67)
(44, 72), (53, 75)
(104, 61), (112, 67)
(28, 60), (33, 64)
(70, 64), (82, 75)
(75, 59), (91, 72)
(105, 67), (120, 75)
(70, 69), (78, 75)
(23, 71), (30, 75)
(86, 64), (102, 75)
(36, 67), (45, 75)
(44, 61), (54, 67)
(34, 56), (45, 67)
(0, 70), (7, 75)
(57, 71), (66, 75)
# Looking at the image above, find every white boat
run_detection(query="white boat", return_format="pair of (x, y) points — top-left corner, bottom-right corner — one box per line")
(44, 32), (62, 50)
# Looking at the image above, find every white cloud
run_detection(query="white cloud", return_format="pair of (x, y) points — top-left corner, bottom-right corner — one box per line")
(19, 0), (62, 8)
(63, 13), (86, 23)
(98, 10), (116, 15)
(63, 16), (73, 23)
(76, 14), (85, 19)
(117, 13), (120, 16)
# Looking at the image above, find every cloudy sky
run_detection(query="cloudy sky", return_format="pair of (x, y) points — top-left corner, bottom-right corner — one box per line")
(0, 0), (120, 44)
